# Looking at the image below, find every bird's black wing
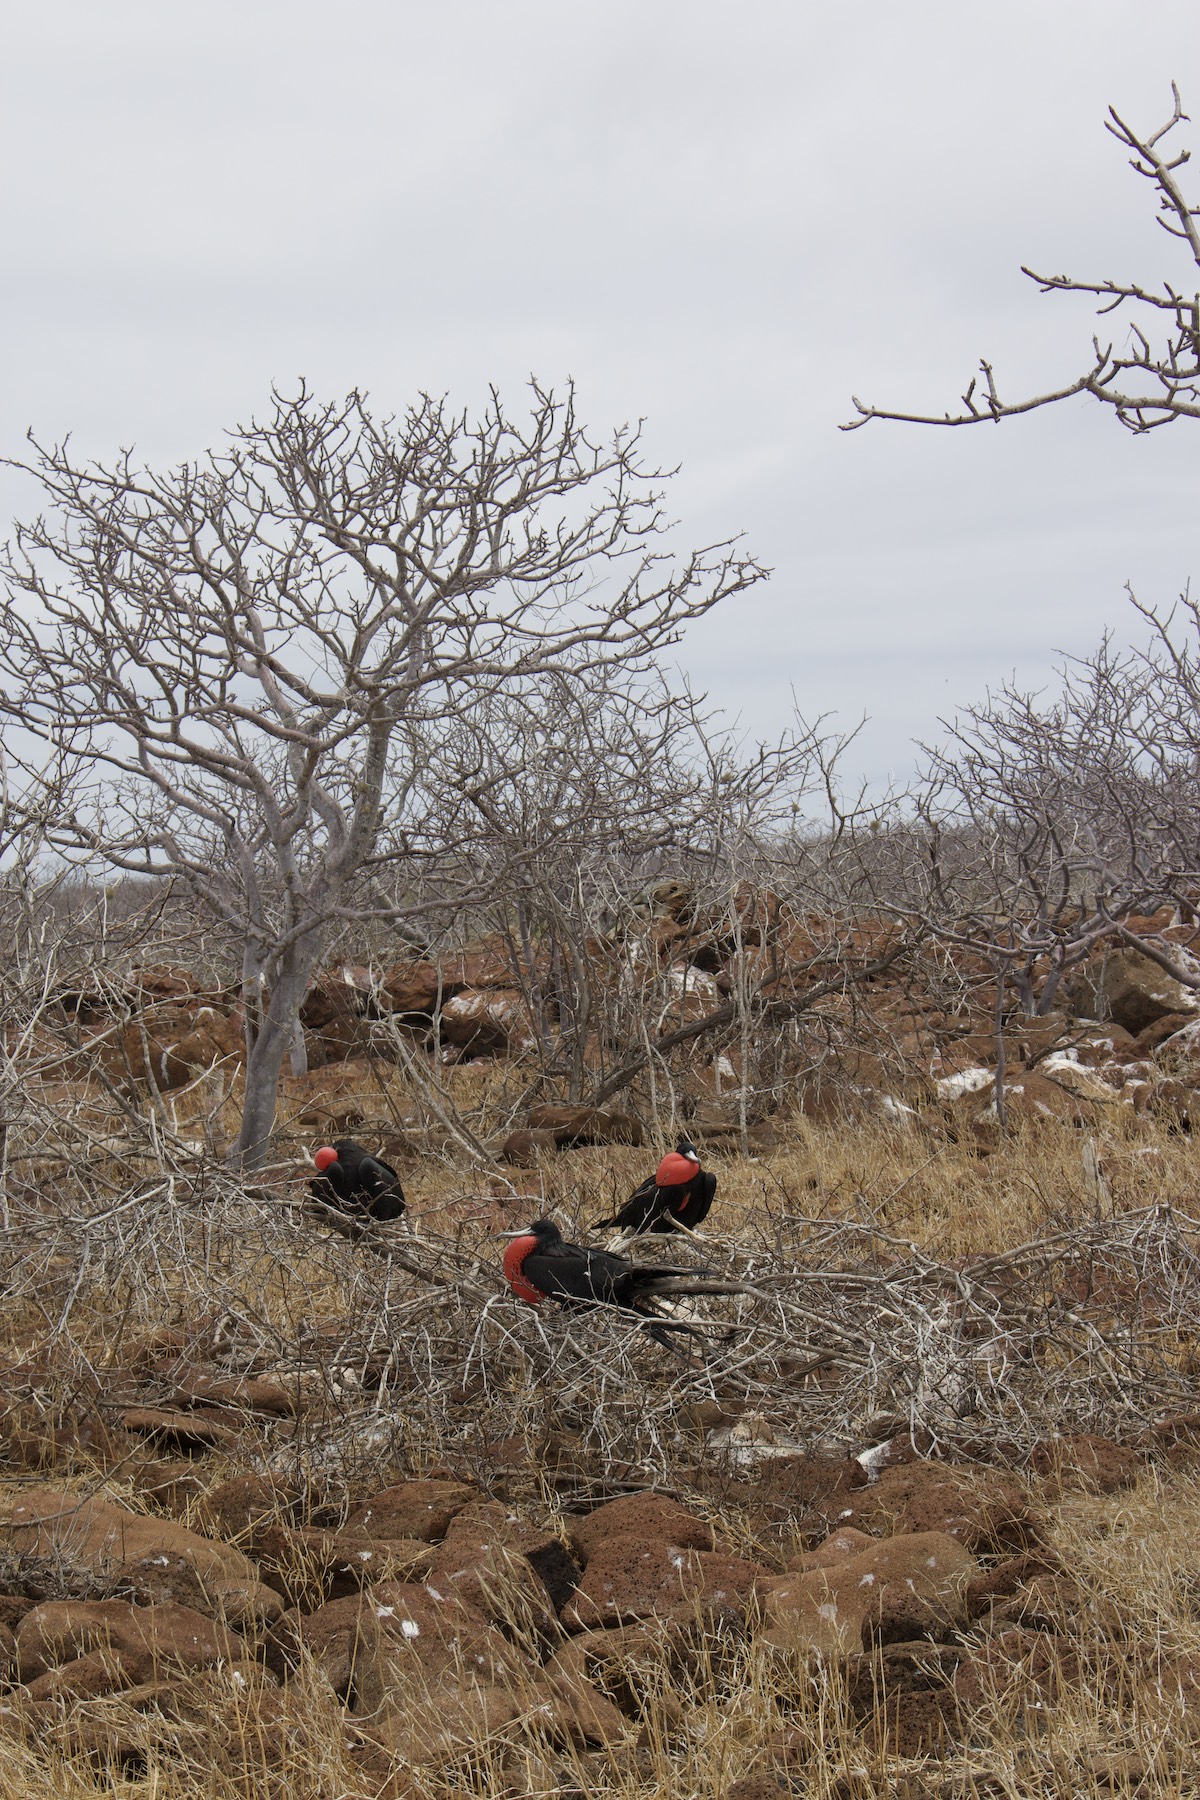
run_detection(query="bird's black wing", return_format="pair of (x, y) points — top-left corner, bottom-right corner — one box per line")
(522, 1239), (631, 1306)
(311, 1162), (355, 1211)
(592, 1171), (664, 1233)
(677, 1170), (717, 1229)
(353, 1155), (406, 1220)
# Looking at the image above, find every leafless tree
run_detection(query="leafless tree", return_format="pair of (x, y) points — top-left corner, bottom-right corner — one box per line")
(910, 595), (1200, 1022)
(844, 85), (1200, 435)
(0, 383), (764, 1166)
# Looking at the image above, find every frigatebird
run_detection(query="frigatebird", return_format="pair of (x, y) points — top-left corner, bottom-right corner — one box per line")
(592, 1139), (716, 1236)
(311, 1139), (407, 1222)
(500, 1217), (742, 1344)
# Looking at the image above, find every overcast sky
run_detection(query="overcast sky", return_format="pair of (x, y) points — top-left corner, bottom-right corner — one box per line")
(5, 0), (1200, 788)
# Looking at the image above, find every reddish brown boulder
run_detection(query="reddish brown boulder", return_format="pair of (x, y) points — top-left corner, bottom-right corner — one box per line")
(526, 1104), (644, 1146)
(954, 1628), (1078, 1710)
(15, 1598), (242, 1681)
(1065, 948), (1198, 1035)
(22, 1645), (152, 1703)
(195, 1473), (302, 1541)
(567, 1493), (716, 1565)
(838, 1461), (1042, 1553)
(1030, 1433), (1140, 1495)
(345, 1477), (477, 1542)
(845, 1641), (962, 1754)
(254, 1523), (434, 1606)
(498, 1126), (560, 1166)
(563, 1535), (766, 1631)
(351, 1580), (625, 1760)
(760, 1531), (977, 1657)
(7, 1484), (281, 1630)
(787, 1525), (875, 1572)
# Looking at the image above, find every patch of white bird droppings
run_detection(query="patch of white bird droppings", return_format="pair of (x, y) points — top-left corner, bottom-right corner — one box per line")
(858, 1573), (876, 1586)
(818, 1603), (838, 1622)
(400, 1619), (420, 1639)
(936, 1067), (994, 1100)
(375, 1605), (395, 1618)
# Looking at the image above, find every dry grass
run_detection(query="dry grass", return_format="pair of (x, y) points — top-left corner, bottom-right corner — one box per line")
(3, 1059), (1200, 1795)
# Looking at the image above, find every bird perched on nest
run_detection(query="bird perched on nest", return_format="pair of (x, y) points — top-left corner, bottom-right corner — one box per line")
(499, 1217), (742, 1345)
(592, 1139), (716, 1237)
(310, 1139), (407, 1222)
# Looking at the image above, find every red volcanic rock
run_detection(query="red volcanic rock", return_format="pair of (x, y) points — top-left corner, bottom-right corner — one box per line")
(525, 1104), (644, 1146)
(838, 1461), (1042, 1553)
(1030, 1433), (1141, 1495)
(15, 1598), (242, 1681)
(21, 1645), (152, 1704)
(567, 1494), (717, 1565)
(498, 1127), (560, 1165)
(761, 1531), (977, 1657)
(253, 1523), (434, 1606)
(845, 1641), (963, 1755)
(344, 1478), (478, 1542)
(954, 1627), (1078, 1711)
(563, 1535), (766, 1631)
(7, 1484), (281, 1630)
(787, 1525), (876, 1572)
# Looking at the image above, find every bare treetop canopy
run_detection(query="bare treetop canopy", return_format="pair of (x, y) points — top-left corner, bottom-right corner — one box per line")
(0, 382), (767, 1164)
(844, 85), (1200, 435)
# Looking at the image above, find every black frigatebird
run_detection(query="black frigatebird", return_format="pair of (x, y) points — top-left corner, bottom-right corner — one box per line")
(592, 1139), (716, 1237)
(311, 1138), (407, 1222)
(500, 1217), (742, 1344)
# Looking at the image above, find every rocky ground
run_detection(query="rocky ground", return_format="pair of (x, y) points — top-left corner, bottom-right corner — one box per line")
(1, 1098), (1200, 1798)
(5, 902), (1200, 1794)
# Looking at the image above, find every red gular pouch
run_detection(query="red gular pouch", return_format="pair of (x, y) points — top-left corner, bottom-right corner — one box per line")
(503, 1233), (548, 1306)
(313, 1145), (339, 1171)
(655, 1151), (701, 1188)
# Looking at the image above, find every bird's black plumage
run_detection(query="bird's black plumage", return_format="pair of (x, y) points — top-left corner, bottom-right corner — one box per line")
(502, 1218), (739, 1345)
(310, 1138), (407, 1222)
(592, 1139), (717, 1235)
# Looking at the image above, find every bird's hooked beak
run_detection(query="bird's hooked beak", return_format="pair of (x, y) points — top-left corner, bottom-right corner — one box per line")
(495, 1226), (533, 1239)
